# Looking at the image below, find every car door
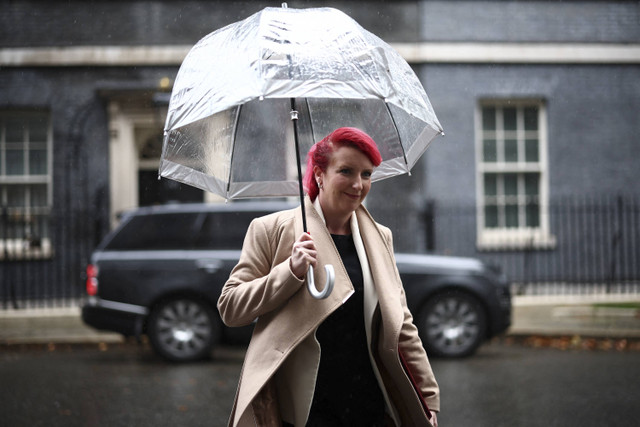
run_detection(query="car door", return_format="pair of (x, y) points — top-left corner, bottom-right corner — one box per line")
(96, 211), (214, 306)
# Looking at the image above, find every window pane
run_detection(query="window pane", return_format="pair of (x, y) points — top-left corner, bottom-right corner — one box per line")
(484, 205), (498, 228)
(504, 173), (518, 196)
(503, 107), (517, 131)
(5, 117), (24, 142)
(526, 202), (540, 227)
(106, 213), (200, 250)
(29, 148), (47, 175)
(505, 204), (519, 228)
(504, 139), (518, 162)
(197, 211), (257, 250)
(35, 214), (50, 240)
(482, 107), (496, 130)
(525, 138), (539, 162)
(28, 115), (48, 142)
(484, 174), (497, 196)
(7, 185), (25, 207)
(524, 107), (538, 131)
(6, 149), (25, 175)
(478, 102), (546, 237)
(483, 138), (497, 162)
(1, 112), (51, 244)
(139, 133), (163, 159)
(30, 184), (48, 207)
(524, 174), (539, 197)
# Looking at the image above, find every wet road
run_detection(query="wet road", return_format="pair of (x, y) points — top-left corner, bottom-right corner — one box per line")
(0, 344), (243, 427)
(1, 341), (638, 426)
(434, 342), (640, 426)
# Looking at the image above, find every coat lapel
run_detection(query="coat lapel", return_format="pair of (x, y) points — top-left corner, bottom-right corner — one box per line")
(355, 207), (404, 347)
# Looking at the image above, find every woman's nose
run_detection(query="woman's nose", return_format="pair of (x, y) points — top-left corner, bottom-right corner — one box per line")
(352, 176), (363, 190)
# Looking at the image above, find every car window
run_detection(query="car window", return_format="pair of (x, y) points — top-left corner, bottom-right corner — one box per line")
(105, 213), (201, 250)
(195, 211), (264, 250)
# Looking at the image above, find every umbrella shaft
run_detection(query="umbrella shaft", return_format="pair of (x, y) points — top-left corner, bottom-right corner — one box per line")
(290, 98), (308, 233)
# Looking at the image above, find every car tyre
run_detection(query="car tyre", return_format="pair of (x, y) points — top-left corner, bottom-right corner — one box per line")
(418, 291), (487, 358)
(148, 298), (220, 362)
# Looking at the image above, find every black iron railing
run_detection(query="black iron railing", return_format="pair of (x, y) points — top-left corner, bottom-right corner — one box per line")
(425, 194), (640, 295)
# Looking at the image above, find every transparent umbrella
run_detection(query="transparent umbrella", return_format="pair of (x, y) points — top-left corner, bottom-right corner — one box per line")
(159, 4), (443, 299)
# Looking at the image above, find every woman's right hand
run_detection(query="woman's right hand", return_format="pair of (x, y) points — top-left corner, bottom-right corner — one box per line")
(290, 232), (318, 279)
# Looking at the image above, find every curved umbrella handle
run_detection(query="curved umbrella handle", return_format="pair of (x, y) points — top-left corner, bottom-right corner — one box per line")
(307, 264), (335, 299)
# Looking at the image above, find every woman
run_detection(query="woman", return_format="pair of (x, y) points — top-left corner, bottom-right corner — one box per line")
(218, 127), (439, 427)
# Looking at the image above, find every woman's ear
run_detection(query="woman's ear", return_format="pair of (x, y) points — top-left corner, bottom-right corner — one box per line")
(313, 165), (322, 184)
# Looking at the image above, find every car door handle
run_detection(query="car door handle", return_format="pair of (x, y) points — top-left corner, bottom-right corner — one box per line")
(195, 259), (223, 273)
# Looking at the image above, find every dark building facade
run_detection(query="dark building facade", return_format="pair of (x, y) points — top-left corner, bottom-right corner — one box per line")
(1, 0), (638, 307)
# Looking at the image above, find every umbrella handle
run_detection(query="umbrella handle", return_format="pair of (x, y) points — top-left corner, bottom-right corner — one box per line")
(307, 264), (335, 299)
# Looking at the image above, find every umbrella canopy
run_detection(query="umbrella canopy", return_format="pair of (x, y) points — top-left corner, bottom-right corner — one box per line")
(159, 5), (443, 200)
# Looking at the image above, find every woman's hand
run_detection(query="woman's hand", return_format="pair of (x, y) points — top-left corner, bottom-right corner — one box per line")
(289, 232), (318, 279)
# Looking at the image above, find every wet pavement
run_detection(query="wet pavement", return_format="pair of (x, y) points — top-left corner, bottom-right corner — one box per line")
(3, 296), (640, 351)
(1, 341), (639, 427)
(2, 296), (640, 346)
(0, 344), (243, 427)
(1, 296), (639, 426)
(510, 298), (640, 338)
(433, 341), (640, 427)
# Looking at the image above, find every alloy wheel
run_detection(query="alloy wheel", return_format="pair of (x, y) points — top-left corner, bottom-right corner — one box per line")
(148, 298), (219, 362)
(419, 292), (486, 358)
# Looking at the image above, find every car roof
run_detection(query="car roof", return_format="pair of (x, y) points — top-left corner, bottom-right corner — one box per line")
(123, 200), (298, 218)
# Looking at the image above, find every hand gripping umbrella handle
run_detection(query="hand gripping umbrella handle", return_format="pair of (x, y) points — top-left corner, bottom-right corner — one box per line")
(307, 264), (335, 299)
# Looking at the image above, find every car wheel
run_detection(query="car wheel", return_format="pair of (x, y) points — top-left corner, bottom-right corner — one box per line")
(148, 298), (220, 362)
(418, 291), (487, 358)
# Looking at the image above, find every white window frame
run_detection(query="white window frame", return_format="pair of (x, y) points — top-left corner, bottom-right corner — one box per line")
(475, 99), (555, 250)
(0, 111), (53, 259)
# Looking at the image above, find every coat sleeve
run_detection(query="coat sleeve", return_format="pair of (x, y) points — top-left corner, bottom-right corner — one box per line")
(217, 216), (304, 327)
(381, 226), (441, 413)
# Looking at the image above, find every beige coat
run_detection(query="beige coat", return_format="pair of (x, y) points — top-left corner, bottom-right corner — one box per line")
(218, 197), (439, 426)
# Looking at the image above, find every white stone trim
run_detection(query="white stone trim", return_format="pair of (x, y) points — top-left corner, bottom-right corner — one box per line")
(1, 43), (639, 66)
(393, 42), (640, 64)
(0, 45), (191, 66)
(107, 102), (162, 228)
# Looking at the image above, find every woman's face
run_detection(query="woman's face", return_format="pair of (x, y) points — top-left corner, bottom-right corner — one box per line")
(315, 145), (374, 220)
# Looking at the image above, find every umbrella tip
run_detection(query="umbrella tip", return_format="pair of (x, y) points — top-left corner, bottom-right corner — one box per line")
(440, 131), (445, 136)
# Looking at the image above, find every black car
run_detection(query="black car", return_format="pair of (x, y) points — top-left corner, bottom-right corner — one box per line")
(82, 202), (511, 362)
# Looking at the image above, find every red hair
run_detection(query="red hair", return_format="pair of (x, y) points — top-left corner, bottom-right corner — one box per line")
(303, 127), (382, 201)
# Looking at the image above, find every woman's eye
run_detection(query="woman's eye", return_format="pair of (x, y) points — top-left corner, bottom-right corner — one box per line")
(340, 168), (351, 175)
(362, 171), (372, 178)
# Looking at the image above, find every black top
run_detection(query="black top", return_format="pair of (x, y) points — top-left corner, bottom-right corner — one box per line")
(306, 234), (386, 427)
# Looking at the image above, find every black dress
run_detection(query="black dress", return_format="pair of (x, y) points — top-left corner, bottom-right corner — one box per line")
(305, 233), (386, 427)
